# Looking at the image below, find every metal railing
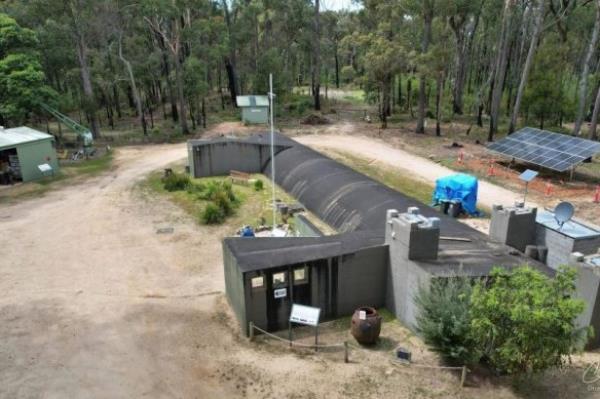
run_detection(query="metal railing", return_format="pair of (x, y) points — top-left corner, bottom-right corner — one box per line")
(248, 321), (470, 387)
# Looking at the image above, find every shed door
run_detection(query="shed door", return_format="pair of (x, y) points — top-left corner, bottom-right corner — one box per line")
(266, 268), (291, 331)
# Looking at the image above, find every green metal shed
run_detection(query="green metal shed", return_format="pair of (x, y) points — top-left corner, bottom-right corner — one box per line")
(236, 95), (269, 124)
(0, 126), (59, 182)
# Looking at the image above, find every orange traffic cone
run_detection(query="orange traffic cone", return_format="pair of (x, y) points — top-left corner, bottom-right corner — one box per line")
(487, 159), (496, 177)
(545, 182), (553, 197)
(594, 185), (600, 203)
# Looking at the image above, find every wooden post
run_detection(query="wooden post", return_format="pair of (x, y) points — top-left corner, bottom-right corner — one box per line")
(315, 325), (319, 352)
(460, 366), (467, 388)
(249, 322), (254, 342)
(344, 341), (349, 363)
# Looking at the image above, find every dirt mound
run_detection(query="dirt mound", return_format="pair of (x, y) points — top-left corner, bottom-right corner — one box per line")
(302, 114), (330, 125)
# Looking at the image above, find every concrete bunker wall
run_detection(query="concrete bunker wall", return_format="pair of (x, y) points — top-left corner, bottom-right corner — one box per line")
(336, 246), (388, 315)
(188, 139), (288, 178)
(223, 243), (247, 334)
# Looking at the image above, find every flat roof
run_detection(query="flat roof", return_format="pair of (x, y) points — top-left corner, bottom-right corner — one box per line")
(236, 95), (269, 107)
(225, 231), (384, 272)
(536, 210), (600, 239)
(0, 127), (53, 150)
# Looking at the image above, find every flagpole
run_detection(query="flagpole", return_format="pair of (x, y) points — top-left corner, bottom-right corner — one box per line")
(269, 73), (276, 232)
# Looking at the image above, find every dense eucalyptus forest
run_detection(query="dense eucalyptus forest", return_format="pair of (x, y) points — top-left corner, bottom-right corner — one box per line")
(1, 0), (600, 142)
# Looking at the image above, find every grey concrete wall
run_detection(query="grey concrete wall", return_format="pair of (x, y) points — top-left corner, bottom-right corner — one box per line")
(573, 238), (600, 260)
(385, 209), (435, 329)
(223, 244), (248, 334)
(191, 142), (273, 177)
(385, 254), (431, 330)
(571, 257), (600, 349)
(489, 205), (537, 252)
(187, 142), (195, 176)
(536, 226), (574, 269)
(336, 246), (388, 315)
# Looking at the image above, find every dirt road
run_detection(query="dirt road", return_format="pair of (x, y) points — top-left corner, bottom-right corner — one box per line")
(297, 134), (538, 211)
(0, 136), (589, 398)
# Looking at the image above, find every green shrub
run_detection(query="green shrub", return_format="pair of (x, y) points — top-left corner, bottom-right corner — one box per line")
(254, 179), (264, 191)
(471, 266), (589, 375)
(199, 180), (237, 203)
(213, 191), (234, 216)
(202, 203), (225, 224)
(186, 181), (205, 194)
(415, 276), (479, 366)
(163, 173), (190, 192)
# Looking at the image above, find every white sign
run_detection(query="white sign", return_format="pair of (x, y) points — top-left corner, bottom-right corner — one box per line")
(289, 304), (321, 327)
(38, 163), (53, 173)
(274, 288), (287, 298)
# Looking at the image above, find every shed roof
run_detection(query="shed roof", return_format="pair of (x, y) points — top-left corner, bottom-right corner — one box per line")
(236, 95), (269, 107)
(0, 127), (53, 150)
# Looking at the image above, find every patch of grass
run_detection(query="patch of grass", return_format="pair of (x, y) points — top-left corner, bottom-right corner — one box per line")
(324, 149), (434, 205)
(141, 169), (300, 228)
(61, 151), (114, 177)
(0, 151), (114, 204)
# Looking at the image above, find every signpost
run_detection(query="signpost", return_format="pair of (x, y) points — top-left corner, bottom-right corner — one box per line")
(519, 169), (538, 205)
(288, 304), (321, 351)
(37, 163), (54, 177)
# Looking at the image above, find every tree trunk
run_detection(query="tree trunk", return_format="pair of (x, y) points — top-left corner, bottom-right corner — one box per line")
(334, 47), (340, 88)
(398, 73), (403, 107)
(416, 4), (433, 134)
(74, 30), (100, 139)
(488, 0), (515, 142)
(162, 50), (179, 122)
(407, 76), (414, 117)
(222, 0), (239, 106)
(119, 37), (147, 136)
(589, 83), (600, 140)
(202, 97), (207, 129)
(313, 0), (321, 111)
(436, 74), (444, 136)
(573, 0), (600, 136)
(224, 58), (239, 106)
(173, 53), (189, 134)
(508, 0), (545, 134)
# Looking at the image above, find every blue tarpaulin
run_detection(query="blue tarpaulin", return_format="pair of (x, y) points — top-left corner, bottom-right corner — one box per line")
(432, 174), (479, 216)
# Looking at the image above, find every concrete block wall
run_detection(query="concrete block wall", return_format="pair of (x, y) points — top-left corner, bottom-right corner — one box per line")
(489, 205), (537, 252)
(570, 253), (600, 349)
(387, 207), (440, 261)
(535, 226), (575, 270)
(336, 246), (388, 315)
(536, 228), (600, 270)
(385, 207), (439, 328)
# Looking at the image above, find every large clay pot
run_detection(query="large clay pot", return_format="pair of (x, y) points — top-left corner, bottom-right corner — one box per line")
(350, 307), (382, 345)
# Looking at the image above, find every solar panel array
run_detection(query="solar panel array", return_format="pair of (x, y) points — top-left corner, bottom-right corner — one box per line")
(487, 127), (600, 172)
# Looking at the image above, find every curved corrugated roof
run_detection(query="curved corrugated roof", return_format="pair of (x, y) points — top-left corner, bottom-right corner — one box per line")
(263, 134), (487, 239)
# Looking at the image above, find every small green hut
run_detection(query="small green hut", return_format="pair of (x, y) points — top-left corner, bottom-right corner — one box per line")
(0, 126), (59, 183)
(236, 95), (269, 124)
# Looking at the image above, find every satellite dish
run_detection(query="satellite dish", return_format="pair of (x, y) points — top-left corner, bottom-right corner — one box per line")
(554, 201), (575, 229)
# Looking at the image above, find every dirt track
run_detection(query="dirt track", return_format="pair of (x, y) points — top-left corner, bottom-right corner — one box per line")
(297, 134), (539, 210)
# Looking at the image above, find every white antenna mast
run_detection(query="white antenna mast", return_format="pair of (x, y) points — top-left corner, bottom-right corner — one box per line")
(269, 73), (276, 231)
